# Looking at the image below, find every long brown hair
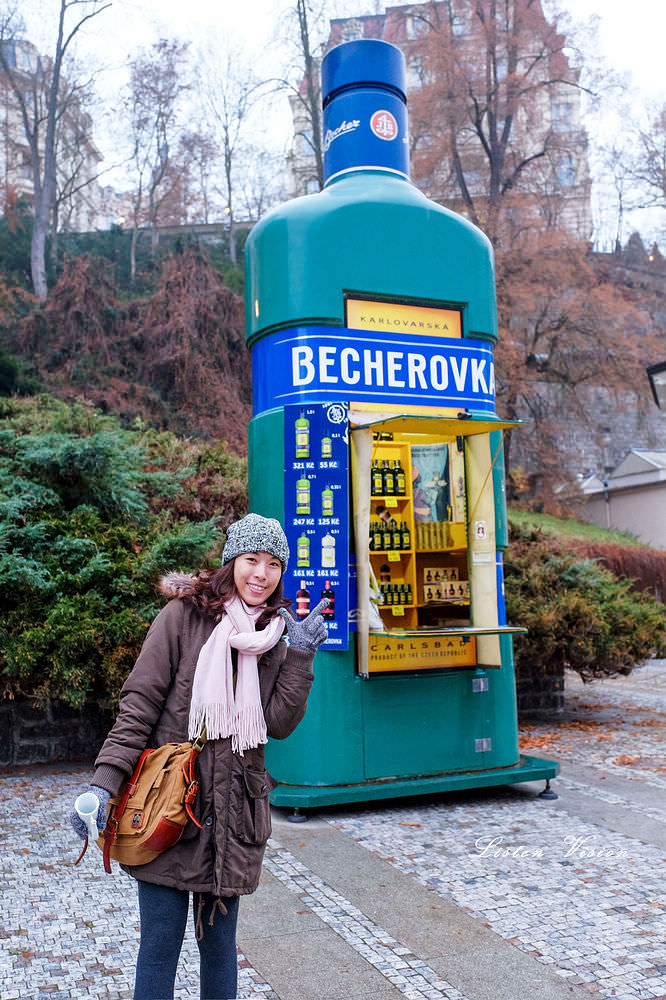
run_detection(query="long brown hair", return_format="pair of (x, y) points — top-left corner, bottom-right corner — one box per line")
(187, 560), (291, 629)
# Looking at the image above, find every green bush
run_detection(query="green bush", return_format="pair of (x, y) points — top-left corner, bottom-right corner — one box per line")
(0, 395), (247, 709)
(505, 523), (666, 681)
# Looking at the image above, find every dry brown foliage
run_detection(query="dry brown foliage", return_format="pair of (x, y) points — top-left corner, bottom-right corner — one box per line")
(13, 246), (252, 453)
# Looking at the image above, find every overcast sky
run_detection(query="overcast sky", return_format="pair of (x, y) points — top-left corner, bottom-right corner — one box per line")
(74, 0), (665, 98)
(21, 0), (665, 103)
(20, 0), (666, 244)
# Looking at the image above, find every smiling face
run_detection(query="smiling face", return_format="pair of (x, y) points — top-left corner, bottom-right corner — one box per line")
(233, 551), (283, 606)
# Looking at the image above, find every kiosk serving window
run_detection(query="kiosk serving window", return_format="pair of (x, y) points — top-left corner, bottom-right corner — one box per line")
(350, 413), (521, 676)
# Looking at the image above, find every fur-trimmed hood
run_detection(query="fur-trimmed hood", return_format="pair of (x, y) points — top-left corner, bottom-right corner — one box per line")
(159, 571), (198, 600)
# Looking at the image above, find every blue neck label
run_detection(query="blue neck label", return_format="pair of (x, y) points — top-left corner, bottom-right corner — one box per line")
(323, 88), (410, 184)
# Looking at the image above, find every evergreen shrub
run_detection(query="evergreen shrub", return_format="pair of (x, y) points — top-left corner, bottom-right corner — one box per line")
(505, 522), (666, 682)
(0, 395), (247, 709)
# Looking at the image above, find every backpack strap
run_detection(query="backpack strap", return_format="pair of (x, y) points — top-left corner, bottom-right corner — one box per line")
(183, 726), (207, 828)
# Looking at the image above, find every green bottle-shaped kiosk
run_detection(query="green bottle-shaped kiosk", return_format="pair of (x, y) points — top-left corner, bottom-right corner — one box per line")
(245, 39), (557, 810)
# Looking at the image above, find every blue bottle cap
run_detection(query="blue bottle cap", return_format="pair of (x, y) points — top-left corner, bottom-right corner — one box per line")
(322, 39), (407, 108)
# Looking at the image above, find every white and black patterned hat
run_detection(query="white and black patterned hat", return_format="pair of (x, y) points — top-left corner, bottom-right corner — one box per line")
(222, 513), (289, 570)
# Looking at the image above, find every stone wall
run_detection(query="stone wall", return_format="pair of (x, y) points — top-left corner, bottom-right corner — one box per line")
(0, 698), (114, 767)
(516, 665), (565, 720)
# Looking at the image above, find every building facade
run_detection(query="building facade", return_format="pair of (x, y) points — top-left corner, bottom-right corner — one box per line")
(0, 38), (104, 232)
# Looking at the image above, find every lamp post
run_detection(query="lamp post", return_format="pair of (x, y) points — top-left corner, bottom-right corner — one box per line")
(647, 362), (666, 409)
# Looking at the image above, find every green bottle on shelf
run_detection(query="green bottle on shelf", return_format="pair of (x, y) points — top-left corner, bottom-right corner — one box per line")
(322, 484), (334, 517)
(296, 477), (310, 514)
(295, 411), (309, 458)
(394, 459), (406, 495)
(297, 532), (310, 567)
(371, 460), (383, 496)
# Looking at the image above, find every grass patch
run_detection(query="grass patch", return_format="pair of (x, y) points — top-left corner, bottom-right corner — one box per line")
(507, 509), (645, 547)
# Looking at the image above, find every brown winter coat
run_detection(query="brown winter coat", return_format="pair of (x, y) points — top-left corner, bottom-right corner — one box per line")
(93, 575), (315, 898)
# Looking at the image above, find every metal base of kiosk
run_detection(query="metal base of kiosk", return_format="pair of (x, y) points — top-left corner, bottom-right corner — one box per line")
(270, 754), (559, 810)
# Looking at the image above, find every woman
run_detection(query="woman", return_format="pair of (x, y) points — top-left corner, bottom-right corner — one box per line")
(70, 513), (327, 1000)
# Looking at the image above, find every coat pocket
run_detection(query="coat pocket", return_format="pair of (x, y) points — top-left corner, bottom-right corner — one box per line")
(234, 767), (275, 846)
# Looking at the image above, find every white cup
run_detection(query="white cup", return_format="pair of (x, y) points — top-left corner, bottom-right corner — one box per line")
(75, 791), (100, 841)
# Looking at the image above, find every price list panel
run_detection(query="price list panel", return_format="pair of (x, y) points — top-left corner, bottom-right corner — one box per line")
(283, 402), (349, 651)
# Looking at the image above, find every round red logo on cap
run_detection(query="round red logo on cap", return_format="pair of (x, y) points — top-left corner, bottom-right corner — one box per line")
(370, 110), (398, 141)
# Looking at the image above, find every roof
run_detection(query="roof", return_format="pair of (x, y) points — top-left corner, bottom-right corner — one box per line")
(610, 450), (666, 479)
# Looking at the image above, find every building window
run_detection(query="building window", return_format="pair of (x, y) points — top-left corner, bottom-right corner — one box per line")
(451, 15), (465, 37)
(298, 130), (315, 158)
(407, 56), (425, 89)
(556, 155), (575, 187)
(340, 19), (364, 41)
(406, 14), (428, 40)
(0, 41), (16, 68)
(18, 46), (36, 72)
(305, 179), (319, 195)
(463, 169), (482, 189)
(495, 56), (508, 81)
(552, 102), (573, 132)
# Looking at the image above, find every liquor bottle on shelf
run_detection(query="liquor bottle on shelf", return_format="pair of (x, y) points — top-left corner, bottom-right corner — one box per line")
(296, 476), (310, 514)
(394, 459), (406, 495)
(391, 519), (401, 550)
(371, 460), (383, 496)
(295, 412), (309, 458)
(321, 434), (332, 460)
(382, 459), (395, 495)
(296, 581), (310, 620)
(372, 521), (382, 551)
(400, 521), (411, 550)
(320, 580), (335, 619)
(296, 533), (310, 567)
(322, 484), (334, 517)
(322, 532), (336, 568)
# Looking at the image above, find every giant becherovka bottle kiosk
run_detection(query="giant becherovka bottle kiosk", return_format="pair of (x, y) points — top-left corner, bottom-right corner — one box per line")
(245, 39), (558, 811)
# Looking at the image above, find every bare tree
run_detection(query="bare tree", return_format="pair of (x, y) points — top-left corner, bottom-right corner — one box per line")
(177, 128), (218, 224)
(292, 0), (324, 191)
(126, 38), (189, 285)
(198, 46), (265, 266)
(629, 104), (666, 212)
(0, 0), (110, 300)
(237, 144), (287, 223)
(408, 0), (592, 246)
(277, 0), (329, 196)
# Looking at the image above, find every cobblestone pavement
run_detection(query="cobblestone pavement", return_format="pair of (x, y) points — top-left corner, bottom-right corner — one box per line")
(1, 661), (664, 1000)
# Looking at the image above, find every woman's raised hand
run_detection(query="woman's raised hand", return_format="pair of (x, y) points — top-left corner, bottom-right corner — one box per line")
(278, 600), (329, 651)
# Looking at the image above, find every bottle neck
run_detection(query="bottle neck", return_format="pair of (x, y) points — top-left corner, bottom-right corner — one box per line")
(322, 84), (410, 186)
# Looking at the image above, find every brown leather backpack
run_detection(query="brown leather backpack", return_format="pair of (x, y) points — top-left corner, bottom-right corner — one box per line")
(96, 729), (207, 873)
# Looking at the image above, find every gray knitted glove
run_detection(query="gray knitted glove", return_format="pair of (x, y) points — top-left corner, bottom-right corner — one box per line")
(278, 599), (329, 651)
(70, 785), (111, 841)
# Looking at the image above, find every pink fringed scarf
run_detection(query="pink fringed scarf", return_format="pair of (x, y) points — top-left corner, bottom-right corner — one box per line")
(188, 596), (284, 755)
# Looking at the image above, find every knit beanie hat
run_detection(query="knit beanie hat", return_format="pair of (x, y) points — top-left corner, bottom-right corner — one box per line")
(222, 513), (289, 570)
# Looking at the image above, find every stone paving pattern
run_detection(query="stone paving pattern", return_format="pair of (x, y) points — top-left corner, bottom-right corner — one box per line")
(0, 660), (664, 999)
